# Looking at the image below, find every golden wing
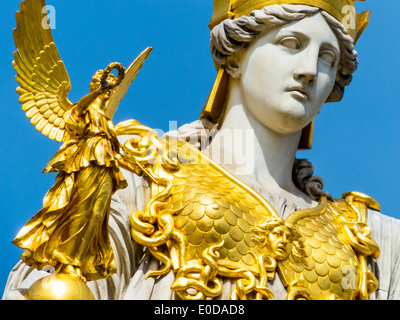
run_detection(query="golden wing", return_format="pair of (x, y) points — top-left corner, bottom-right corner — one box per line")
(13, 0), (74, 142)
(279, 198), (361, 300)
(104, 47), (153, 119)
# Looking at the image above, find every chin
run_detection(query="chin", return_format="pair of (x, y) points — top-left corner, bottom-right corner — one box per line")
(282, 98), (308, 118)
(273, 102), (309, 134)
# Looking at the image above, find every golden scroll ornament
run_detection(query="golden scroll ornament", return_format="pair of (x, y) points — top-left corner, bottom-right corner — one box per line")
(118, 121), (380, 300)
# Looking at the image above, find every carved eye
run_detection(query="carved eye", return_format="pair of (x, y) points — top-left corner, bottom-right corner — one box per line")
(279, 37), (301, 50)
(272, 230), (284, 237)
(319, 50), (337, 66)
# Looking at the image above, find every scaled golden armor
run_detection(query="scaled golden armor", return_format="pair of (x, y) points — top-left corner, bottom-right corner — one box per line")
(117, 122), (380, 300)
(10, 0), (381, 300)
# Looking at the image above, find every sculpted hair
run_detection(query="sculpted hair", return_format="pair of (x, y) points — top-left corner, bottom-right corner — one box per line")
(89, 70), (117, 92)
(292, 159), (332, 201)
(210, 4), (358, 102)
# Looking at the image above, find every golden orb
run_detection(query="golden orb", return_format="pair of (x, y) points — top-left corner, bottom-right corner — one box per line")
(25, 273), (95, 300)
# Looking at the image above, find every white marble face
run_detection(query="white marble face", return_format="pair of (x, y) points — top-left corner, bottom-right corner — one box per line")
(238, 12), (340, 135)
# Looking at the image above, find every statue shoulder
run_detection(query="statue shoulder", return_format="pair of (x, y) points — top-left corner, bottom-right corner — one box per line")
(327, 191), (381, 224)
(341, 191), (381, 212)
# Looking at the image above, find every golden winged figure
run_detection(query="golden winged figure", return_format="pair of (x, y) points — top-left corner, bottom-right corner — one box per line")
(11, 0), (152, 286)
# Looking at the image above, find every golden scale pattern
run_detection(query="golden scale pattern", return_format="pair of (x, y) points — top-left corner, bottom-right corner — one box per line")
(163, 159), (275, 273)
(145, 138), (374, 299)
(279, 200), (361, 299)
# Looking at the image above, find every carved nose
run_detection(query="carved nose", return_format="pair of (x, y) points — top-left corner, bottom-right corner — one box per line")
(281, 233), (288, 244)
(294, 70), (316, 85)
(294, 53), (318, 85)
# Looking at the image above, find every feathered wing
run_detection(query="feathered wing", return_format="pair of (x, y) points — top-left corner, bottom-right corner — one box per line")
(105, 47), (153, 119)
(13, 0), (74, 142)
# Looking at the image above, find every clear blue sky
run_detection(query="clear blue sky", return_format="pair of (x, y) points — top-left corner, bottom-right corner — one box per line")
(1, 1), (399, 293)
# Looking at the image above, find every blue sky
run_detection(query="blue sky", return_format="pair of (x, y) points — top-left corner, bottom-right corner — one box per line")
(1, 1), (399, 293)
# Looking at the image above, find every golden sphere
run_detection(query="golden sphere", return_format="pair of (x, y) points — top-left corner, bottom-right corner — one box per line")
(25, 273), (95, 300)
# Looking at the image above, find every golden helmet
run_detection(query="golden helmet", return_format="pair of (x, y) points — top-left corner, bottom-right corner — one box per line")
(209, 0), (370, 42)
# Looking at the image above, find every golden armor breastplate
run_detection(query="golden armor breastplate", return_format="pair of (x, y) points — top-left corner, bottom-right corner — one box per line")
(116, 121), (380, 300)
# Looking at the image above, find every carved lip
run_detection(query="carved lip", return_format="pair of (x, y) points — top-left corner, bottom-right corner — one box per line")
(277, 243), (287, 252)
(286, 85), (310, 102)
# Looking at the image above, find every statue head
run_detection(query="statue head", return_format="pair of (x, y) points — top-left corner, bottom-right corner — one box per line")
(88, 63), (125, 116)
(252, 216), (305, 261)
(89, 70), (117, 92)
(89, 70), (117, 107)
(201, 1), (370, 149)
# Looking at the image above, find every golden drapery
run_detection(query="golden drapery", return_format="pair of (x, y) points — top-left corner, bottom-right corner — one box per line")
(13, 105), (127, 281)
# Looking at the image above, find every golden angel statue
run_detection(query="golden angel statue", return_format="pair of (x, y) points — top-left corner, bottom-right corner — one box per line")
(4, 0), (400, 301)
(8, 0), (151, 299)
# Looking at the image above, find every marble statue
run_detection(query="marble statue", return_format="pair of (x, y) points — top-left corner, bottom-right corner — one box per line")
(4, 0), (400, 300)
